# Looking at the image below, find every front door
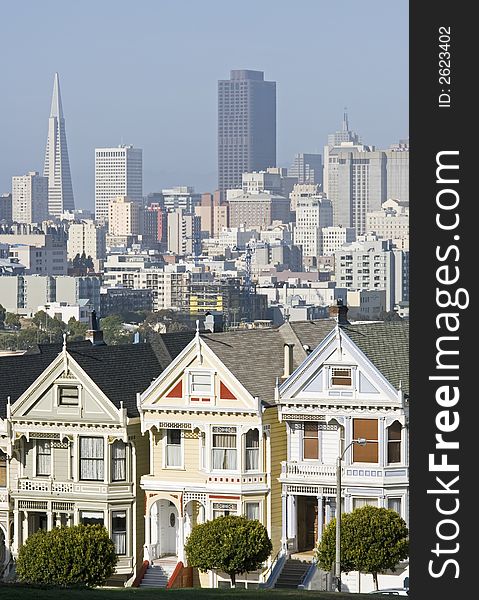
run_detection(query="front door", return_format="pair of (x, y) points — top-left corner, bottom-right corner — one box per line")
(158, 501), (178, 557)
(297, 496), (318, 552)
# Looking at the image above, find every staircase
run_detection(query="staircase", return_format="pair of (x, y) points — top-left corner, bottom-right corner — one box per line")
(139, 556), (178, 588)
(274, 558), (311, 589)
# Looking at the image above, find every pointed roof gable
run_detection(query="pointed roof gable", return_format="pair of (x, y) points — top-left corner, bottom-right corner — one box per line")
(0, 341), (164, 418)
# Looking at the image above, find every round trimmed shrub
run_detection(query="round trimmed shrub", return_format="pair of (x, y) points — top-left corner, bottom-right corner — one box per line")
(16, 524), (118, 587)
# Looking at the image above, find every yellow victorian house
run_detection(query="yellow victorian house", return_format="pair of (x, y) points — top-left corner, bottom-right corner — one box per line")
(138, 325), (294, 589)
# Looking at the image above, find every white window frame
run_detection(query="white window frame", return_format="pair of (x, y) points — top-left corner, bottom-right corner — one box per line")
(186, 369), (215, 401)
(163, 428), (184, 470)
(301, 423), (322, 462)
(329, 366), (354, 389)
(111, 509), (128, 556)
(54, 382), (81, 408)
(111, 440), (128, 482)
(352, 497), (379, 510)
(211, 428), (238, 473)
(244, 501), (261, 521)
(387, 496), (403, 517)
(34, 439), (53, 477)
(244, 429), (260, 472)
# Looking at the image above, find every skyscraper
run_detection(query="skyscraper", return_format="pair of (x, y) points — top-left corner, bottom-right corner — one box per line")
(95, 145), (143, 223)
(43, 73), (75, 217)
(218, 70), (276, 195)
(12, 171), (48, 224)
(289, 153), (323, 186)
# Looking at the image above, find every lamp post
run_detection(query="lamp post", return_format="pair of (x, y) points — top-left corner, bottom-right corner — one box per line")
(335, 437), (367, 592)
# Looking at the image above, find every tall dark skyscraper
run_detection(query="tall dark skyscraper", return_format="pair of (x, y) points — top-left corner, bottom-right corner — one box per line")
(218, 70), (276, 194)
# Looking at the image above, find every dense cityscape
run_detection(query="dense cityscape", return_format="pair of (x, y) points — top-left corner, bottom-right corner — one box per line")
(0, 70), (409, 348)
(0, 66), (409, 595)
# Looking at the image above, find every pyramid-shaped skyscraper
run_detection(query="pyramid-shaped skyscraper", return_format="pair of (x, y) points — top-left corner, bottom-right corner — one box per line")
(43, 73), (75, 216)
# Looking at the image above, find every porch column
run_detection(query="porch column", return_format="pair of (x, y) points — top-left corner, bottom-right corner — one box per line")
(13, 508), (20, 554)
(47, 510), (53, 531)
(281, 490), (288, 551)
(66, 513), (72, 527)
(325, 499), (332, 525)
(317, 496), (324, 544)
(143, 500), (151, 561)
(55, 512), (62, 528)
(22, 510), (28, 544)
(177, 516), (185, 562)
(287, 495), (296, 539)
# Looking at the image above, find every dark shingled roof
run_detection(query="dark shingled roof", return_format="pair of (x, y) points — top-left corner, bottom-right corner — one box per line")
(152, 319), (409, 403)
(341, 321), (409, 394)
(0, 341), (164, 418)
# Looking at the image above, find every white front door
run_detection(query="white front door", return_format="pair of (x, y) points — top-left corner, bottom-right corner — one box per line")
(157, 500), (178, 557)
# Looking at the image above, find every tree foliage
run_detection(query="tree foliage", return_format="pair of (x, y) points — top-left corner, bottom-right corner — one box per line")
(100, 315), (133, 345)
(184, 515), (272, 587)
(5, 312), (21, 329)
(315, 506), (409, 589)
(67, 317), (88, 341)
(16, 524), (118, 587)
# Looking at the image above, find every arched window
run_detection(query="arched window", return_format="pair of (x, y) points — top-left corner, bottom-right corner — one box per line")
(387, 421), (402, 464)
(245, 429), (259, 471)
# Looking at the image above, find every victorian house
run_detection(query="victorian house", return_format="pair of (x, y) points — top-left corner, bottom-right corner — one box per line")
(0, 335), (163, 583)
(137, 324), (308, 589)
(277, 306), (409, 592)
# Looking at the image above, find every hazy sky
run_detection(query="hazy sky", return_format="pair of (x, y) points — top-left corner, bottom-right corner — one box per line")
(0, 0), (408, 211)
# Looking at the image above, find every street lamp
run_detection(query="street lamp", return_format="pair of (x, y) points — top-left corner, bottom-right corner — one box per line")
(335, 437), (367, 592)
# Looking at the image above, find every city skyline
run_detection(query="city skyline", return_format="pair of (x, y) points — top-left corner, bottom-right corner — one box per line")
(0, 0), (408, 211)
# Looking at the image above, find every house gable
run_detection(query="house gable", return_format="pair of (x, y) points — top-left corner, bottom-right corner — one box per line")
(140, 334), (259, 417)
(280, 326), (401, 406)
(10, 351), (121, 424)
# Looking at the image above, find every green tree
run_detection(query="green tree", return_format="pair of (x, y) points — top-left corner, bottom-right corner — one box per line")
(67, 317), (88, 341)
(100, 315), (133, 345)
(16, 524), (117, 587)
(185, 515), (272, 588)
(5, 312), (21, 329)
(315, 506), (409, 590)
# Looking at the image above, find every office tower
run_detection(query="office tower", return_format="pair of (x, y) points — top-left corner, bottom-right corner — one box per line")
(95, 145), (143, 223)
(227, 192), (290, 230)
(321, 226), (356, 255)
(67, 220), (107, 269)
(289, 183), (321, 213)
(108, 196), (142, 236)
(385, 140), (409, 203)
(162, 187), (201, 213)
(218, 70), (276, 194)
(325, 143), (387, 234)
(167, 209), (201, 255)
(12, 171), (49, 224)
(293, 193), (333, 258)
(289, 153), (323, 186)
(43, 73), (75, 216)
(143, 204), (167, 247)
(0, 193), (12, 222)
(327, 110), (361, 148)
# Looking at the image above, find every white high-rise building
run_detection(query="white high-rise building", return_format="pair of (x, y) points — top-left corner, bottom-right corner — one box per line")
(67, 220), (106, 269)
(321, 225), (356, 255)
(95, 145), (143, 223)
(108, 196), (141, 236)
(43, 73), (75, 216)
(12, 171), (48, 224)
(293, 193), (333, 258)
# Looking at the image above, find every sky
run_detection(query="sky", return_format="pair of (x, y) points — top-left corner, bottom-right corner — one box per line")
(0, 0), (409, 211)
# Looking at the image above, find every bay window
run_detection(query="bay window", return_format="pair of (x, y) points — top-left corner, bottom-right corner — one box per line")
(36, 440), (51, 476)
(166, 429), (182, 467)
(245, 502), (260, 521)
(245, 429), (259, 471)
(111, 440), (127, 481)
(112, 511), (127, 555)
(80, 437), (104, 481)
(352, 419), (378, 463)
(387, 421), (402, 463)
(303, 422), (319, 460)
(212, 432), (237, 470)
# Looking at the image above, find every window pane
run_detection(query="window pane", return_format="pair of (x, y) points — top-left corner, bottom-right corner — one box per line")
(353, 497), (378, 510)
(246, 448), (259, 470)
(81, 511), (104, 526)
(388, 421), (402, 440)
(246, 502), (259, 520)
(36, 440), (51, 476)
(166, 445), (182, 467)
(191, 373), (211, 393)
(304, 422), (318, 437)
(246, 429), (259, 448)
(59, 387), (79, 405)
(331, 368), (352, 386)
(0, 452), (6, 487)
(303, 437), (319, 460)
(112, 511), (127, 555)
(353, 419), (378, 441)
(167, 429), (181, 445)
(213, 434), (236, 448)
(112, 441), (126, 481)
(387, 498), (402, 514)
(353, 441), (378, 463)
(80, 437), (104, 480)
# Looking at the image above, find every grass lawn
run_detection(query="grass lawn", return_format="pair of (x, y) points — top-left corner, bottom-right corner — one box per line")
(0, 586), (399, 600)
